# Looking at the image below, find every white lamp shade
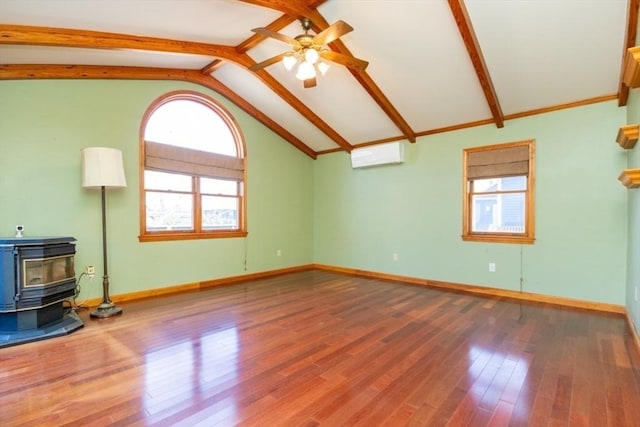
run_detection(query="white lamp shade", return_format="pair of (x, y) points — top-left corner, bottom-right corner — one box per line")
(318, 61), (330, 75)
(282, 53), (296, 71)
(81, 147), (127, 189)
(296, 61), (316, 80)
(304, 48), (319, 64)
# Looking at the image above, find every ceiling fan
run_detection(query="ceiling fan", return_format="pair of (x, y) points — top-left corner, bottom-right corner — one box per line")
(249, 18), (368, 88)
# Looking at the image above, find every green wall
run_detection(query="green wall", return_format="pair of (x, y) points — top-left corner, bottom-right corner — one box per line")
(0, 80), (314, 300)
(627, 87), (640, 332)
(314, 101), (628, 305)
(620, 10), (640, 334)
(0, 79), (632, 312)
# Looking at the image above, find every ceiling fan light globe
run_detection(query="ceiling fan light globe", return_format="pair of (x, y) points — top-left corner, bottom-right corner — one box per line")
(282, 54), (296, 71)
(304, 48), (319, 64)
(296, 61), (316, 80)
(318, 61), (330, 75)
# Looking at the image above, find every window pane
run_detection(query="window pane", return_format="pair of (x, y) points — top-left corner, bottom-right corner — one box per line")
(145, 100), (237, 156)
(472, 192), (525, 233)
(140, 92), (246, 241)
(501, 176), (527, 191)
(202, 196), (238, 230)
(473, 176), (526, 193)
(146, 192), (194, 231)
(201, 177), (238, 196)
(145, 170), (192, 192)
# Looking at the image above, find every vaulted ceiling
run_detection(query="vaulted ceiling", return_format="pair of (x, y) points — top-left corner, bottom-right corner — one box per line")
(0, 0), (637, 159)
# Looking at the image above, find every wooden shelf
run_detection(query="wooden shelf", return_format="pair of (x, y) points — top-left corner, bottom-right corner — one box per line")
(623, 47), (640, 87)
(619, 169), (640, 188)
(617, 124), (639, 149)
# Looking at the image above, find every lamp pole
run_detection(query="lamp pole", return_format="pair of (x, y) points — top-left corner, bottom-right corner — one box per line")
(90, 185), (123, 318)
(82, 146), (126, 319)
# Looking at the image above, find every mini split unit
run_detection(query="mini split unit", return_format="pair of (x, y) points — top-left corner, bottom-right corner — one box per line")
(350, 142), (405, 168)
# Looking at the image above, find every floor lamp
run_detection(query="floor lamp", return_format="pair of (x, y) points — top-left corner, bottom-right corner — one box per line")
(81, 147), (127, 318)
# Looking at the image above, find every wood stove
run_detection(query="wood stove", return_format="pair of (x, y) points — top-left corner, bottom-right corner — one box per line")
(0, 237), (83, 347)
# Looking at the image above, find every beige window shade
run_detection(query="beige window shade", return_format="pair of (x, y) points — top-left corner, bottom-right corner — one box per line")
(145, 141), (244, 180)
(467, 145), (529, 179)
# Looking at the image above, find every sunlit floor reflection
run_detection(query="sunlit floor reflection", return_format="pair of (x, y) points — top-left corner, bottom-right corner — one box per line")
(466, 344), (530, 410)
(144, 327), (239, 423)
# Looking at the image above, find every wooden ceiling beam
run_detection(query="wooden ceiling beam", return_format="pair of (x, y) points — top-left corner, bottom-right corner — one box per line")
(201, 1), (352, 152)
(0, 64), (317, 159)
(236, 0), (314, 20)
(0, 64), (196, 80)
(448, 0), (504, 128)
(618, 0), (640, 106)
(0, 24), (245, 63)
(307, 11), (416, 143)
(239, 55), (353, 152)
(1, 0), (351, 154)
(200, 59), (225, 75)
(0, 22), (350, 153)
(191, 73), (319, 159)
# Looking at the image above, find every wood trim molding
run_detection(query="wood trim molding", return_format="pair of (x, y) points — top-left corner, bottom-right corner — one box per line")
(80, 264), (315, 307)
(75, 260), (640, 357)
(313, 264), (626, 314)
(619, 168), (640, 188)
(617, 124), (639, 149)
(503, 94), (618, 121)
(199, 265), (313, 288)
(626, 313), (640, 354)
(623, 46), (640, 88)
(326, 89), (617, 155)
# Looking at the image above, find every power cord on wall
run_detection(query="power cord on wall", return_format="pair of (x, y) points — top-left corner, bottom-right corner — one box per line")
(62, 271), (95, 312)
(520, 244), (524, 294)
(519, 244), (525, 320)
(243, 236), (248, 272)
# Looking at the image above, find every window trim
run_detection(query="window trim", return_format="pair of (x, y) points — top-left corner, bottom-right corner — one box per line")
(462, 139), (535, 244)
(138, 90), (247, 242)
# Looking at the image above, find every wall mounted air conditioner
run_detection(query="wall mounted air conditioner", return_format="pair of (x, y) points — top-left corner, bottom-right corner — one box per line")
(351, 142), (405, 168)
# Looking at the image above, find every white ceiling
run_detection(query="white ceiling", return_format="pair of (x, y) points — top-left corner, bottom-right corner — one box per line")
(0, 0), (631, 157)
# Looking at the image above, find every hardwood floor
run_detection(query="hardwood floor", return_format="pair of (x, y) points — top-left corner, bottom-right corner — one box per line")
(1, 270), (639, 426)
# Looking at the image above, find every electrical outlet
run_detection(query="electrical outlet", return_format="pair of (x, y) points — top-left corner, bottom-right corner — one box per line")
(276, 249), (282, 257)
(635, 286), (638, 302)
(392, 253), (399, 261)
(489, 262), (496, 272)
(86, 265), (95, 275)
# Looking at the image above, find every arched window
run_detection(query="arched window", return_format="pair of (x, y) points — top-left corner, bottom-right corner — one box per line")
(139, 91), (246, 242)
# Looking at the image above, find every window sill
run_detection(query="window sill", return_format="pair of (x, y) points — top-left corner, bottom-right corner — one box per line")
(139, 231), (248, 242)
(462, 234), (534, 245)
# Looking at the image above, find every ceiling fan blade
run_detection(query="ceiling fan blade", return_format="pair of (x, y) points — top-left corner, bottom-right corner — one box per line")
(320, 50), (368, 71)
(251, 27), (300, 48)
(303, 77), (317, 88)
(249, 52), (287, 72)
(313, 20), (353, 46)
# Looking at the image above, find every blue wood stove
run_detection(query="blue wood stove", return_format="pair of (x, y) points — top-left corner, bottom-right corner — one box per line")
(0, 237), (83, 348)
